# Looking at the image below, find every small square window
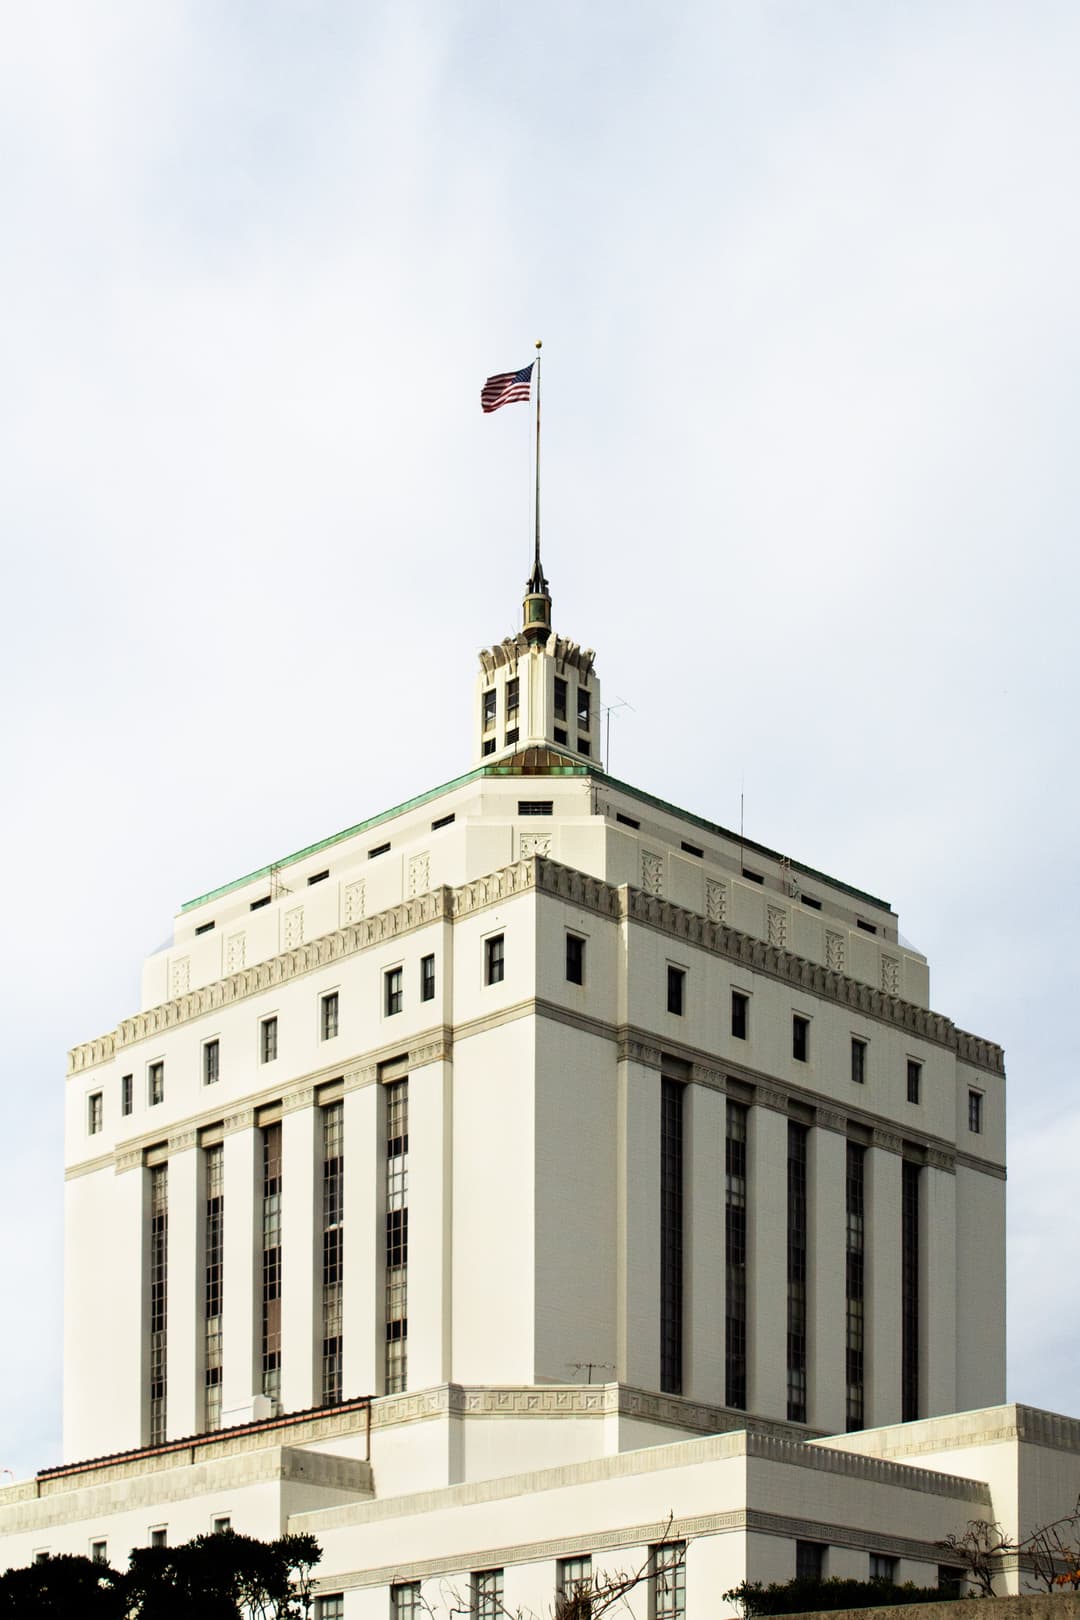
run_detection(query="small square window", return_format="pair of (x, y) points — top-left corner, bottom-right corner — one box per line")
(566, 934), (585, 985)
(90, 1540), (108, 1565)
(148, 1061), (165, 1106)
(121, 1074), (133, 1116)
(321, 992), (339, 1041)
(796, 1540), (825, 1580)
(851, 1038), (867, 1085)
(33, 1551), (49, 1564)
(667, 965), (685, 1016)
(731, 990), (748, 1041)
(212, 1516), (231, 1535)
(504, 728), (519, 746)
(869, 1554), (896, 1583)
(792, 1016), (810, 1063)
(968, 1089), (983, 1134)
(87, 1092), (103, 1136)
(420, 954), (436, 1002)
(907, 1059), (922, 1104)
(203, 1039), (220, 1086)
(485, 934), (505, 986)
(385, 968), (403, 1017)
(938, 1566), (965, 1596)
(260, 1017), (278, 1064)
(150, 1527), (167, 1549)
(577, 737), (590, 756)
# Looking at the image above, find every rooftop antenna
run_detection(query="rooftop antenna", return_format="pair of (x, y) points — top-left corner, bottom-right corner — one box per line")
(602, 696), (635, 774)
(567, 1361), (615, 1385)
(739, 779), (745, 874)
(269, 863), (291, 901)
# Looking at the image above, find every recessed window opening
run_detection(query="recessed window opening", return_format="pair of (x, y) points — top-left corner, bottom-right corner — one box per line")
(792, 1015), (810, 1063)
(576, 688), (591, 730)
(150, 1528), (167, 1549)
(420, 954), (435, 1002)
(148, 1061), (165, 1106)
(506, 676), (519, 722)
(667, 965), (686, 1016)
(203, 1039), (220, 1086)
(321, 992), (339, 1041)
(385, 968), (403, 1016)
(518, 800), (553, 816)
(907, 1059), (922, 1104)
(368, 841), (391, 859)
(851, 1038), (867, 1085)
(431, 812), (455, 831)
(204, 1144), (223, 1431)
(553, 726), (568, 744)
(485, 934), (505, 986)
(195, 920), (215, 935)
(616, 811), (640, 829)
(681, 841), (703, 858)
(577, 737), (590, 756)
(554, 676), (568, 722)
(91, 1540), (108, 1565)
(801, 894), (822, 911)
(121, 1074), (133, 1116)
(742, 868), (765, 884)
(857, 918), (877, 934)
(731, 990), (748, 1041)
(250, 894), (271, 912)
(482, 688), (496, 730)
(504, 727), (519, 745)
(968, 1089), (983, 1133)
(565, 934), (585, 985)
(260, 1017), (278, 1064)
(88, 1093), (103, 1136)
(307, 869), (330, 886)
(796, 1541), (825, 1581)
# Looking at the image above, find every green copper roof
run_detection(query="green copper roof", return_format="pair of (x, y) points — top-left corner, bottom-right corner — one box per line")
(181, 761), (890, 916)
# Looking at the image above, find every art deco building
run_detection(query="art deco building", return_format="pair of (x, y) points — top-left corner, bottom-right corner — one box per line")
(1, 562), (1073, 1618)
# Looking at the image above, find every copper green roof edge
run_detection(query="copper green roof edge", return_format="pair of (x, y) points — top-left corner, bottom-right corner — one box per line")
(182, 758), (889, 918)
(590, 769), (893, 914)
(180, 766), (490, 913)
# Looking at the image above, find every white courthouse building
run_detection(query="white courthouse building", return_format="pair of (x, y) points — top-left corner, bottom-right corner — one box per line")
(3, 559), (1078, 1615)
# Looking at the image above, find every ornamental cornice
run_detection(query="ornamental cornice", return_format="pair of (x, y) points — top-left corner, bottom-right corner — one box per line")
(282, 1086), (314, 1114)
(167, 1128), (197, 1154)
(927, 1146), (956, 1172)
(814, 1106), (848, 1134)
(68, 856), (1004, 1080)
(872, 1127), (903, 1154)
(690, 1061), (725, 1090)
(617, 1037), (663, 1070)
(754, 1083), (789, 1114)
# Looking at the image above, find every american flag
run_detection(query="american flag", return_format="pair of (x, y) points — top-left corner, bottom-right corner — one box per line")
(481, 362), (534, 413)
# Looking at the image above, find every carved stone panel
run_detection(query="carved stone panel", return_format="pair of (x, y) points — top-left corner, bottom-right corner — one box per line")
(225, 933), (246, 974)
(343, 880), (366, 926)
(170, 957), (190, 998)
(408, 853), (430, 897)
(641, 851), (664, 896)
(881, 955), (900, 995)
(767, 906), (788, 949)
(826, 930), (845, 972)
(705, 879), (727, 924)
(520, 833), (552, 860)
(284, 907), (304, 950)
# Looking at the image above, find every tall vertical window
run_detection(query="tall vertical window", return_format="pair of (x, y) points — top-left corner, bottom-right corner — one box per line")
(148, 1164), (168, 1444)
(321, 992), (339, 1041)
(554, 675), (568, 721)
(261, 1123), (282, 1408)
(420, 954), (435, 1002)
(667, 965), (685, 1016)
(731, 991), (748, 1040)
(796, 1542), (825, 1580)
(792, 1016), (809, 1062)
(845, 1142), (866, 1431)
(88, 1093), (103, 1135)
(322, 1102), (344, 1405)
(204, 1144), (224, 1432)
(901, 1160), (920, 1422)
(557, 1555), (592, 1613)
(506, 676), (520, 722)
(907, 1060), (922, 1104)
(968, 1089), (983, 1133)
(650, 1542), (686, 1620)
(577, 687), (591, 730)
(121, 1074), (133, 1116)
(260, 1017), (278, 1064)
(149, 1061), (165, 1106)
(485, 934), (504, 985)
(565, 934), (585, 985)
(391, 1584), (421, 1620)
(787, 1122), (808, 1422)
(482, 688), (496, 730)
(385, 1080), (409, 1394)
(471, 1570), (504, 1619)
(851, 1039), (866, 1085)
(385, 967), (403, 1016)
(725, 1101), (748, 1409)
(203, 1040), (220, 1086)
(660, 1079), (684, 1395)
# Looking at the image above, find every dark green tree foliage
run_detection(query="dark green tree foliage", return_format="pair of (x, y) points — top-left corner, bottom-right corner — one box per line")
(723, 1576), (955, 1616)
(0, 1529), (322, 1619)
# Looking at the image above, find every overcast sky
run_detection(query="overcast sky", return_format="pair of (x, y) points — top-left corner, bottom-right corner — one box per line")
(1, 2), (1077, 1481)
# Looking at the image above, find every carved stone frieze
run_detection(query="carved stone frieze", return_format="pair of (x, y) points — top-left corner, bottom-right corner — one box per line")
(167, 1129), (197, 1154)
(407, 852), (430, 897)
(826, 930), (845, 971)
(767, 906), (788, 948)
(284, 907), (303, 949)
(705, 877), (727, 923)
(881, 954), (900, 995)
(927, 1147), (956, 1172)
(283, 1086), (314, 1114)
(342, 879), (366, 926)
(519, 833), (551, 860)
(753, 1083), (789, 1114)
(690, 1062), (725, 1090)
(815, 1106), (847, 1133)
(617, 1037), (663, 1070)
(641, 850), (664, 896)
(222, 1108), (255, 1136)
(872, 1127), (903, 1154)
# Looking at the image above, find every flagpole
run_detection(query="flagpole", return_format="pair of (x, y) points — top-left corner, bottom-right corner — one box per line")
(534, 339), (542, 571)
